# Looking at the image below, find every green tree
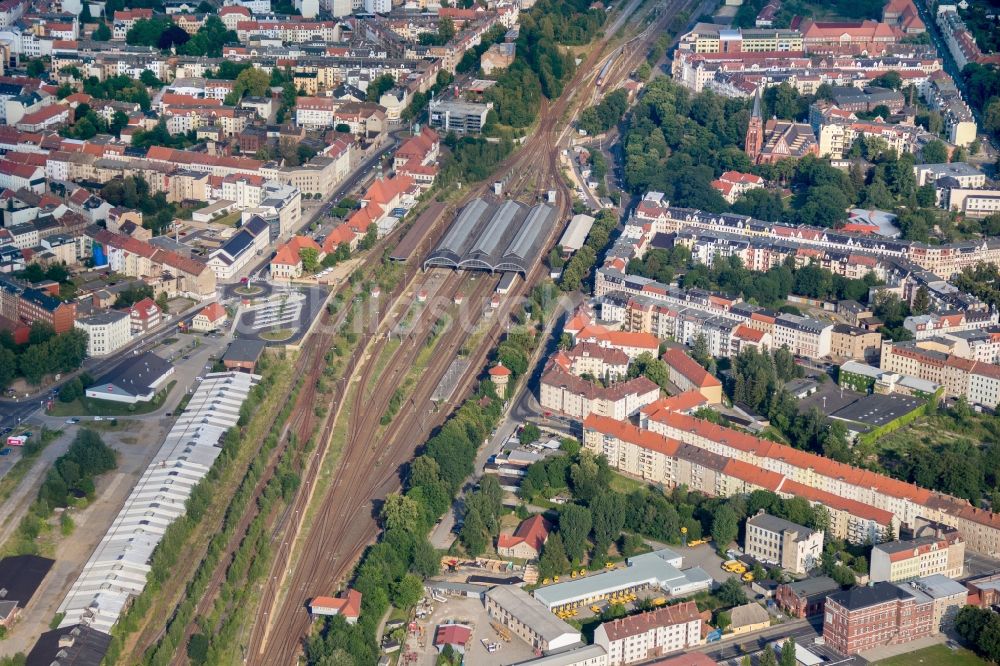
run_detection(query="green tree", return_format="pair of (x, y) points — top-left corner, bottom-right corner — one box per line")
(921, 139), (949, 164)
(381, 493), (422, 533)
(590, 491), (626, 548)
(299, 247), (320, 273)
(759, 644), (778, 666)
(367, 74), (396, 102)
(559, 504), (592, 562)
(711, 505), (739, 551)
(460, 507), (487, 556)
(390, 573), (425, 609)
(716, 577), (748, 607)
(779, 638), (796, 666)
(538, 532), (570, 579)
(26, 58), (45, 77)
(93, 22), (111, 41)
(521, 423), (541, 444)
(912, 285), (931, 315)
(187, 634), (209, 665)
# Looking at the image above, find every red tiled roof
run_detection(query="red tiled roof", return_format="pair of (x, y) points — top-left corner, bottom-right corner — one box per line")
(433, 624), (472, 647)
(497, 515), (551, 553)
(600, 602), (700, 642)
(584, 413), (681, 457)
(198, 302), (226, 322)
(309, 589), (362, 618)
(488, 363), (511, 376)
(322, 224), (355, 253)
(662, 346), (722, 389)
(733, 324), (766, 343)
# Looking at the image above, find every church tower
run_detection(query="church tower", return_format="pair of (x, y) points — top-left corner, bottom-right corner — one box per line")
(745, 88), (764, 164)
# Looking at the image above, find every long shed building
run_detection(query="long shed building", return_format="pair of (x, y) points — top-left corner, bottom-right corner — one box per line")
(423, 198), (555, 275)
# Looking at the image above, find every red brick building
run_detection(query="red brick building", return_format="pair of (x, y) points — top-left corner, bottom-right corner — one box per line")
(775, 576), (840, 619)
(0, 276), (76, 334)
(823, 582), (934, 655)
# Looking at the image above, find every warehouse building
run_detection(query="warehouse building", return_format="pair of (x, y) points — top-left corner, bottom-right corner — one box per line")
(85, 352), (174, 404)
(56, 371), (260, 633)
(424, 198), (556, 275)
(485, 585), (582, 653)
(532, 549), (712, 612)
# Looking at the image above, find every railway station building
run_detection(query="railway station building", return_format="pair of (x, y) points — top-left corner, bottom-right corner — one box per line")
(423, 198), (556, 275)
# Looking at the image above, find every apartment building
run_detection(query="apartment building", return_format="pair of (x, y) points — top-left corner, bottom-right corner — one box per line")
(592, 602), (702, 666)
(75, 310), (131, 357)
(869, 530), (965, 583)
(830, 323), (882, 360)
(584, 412), (898, 544)
(539, 364), (660, 421)
(745, 511), (824, 574)
(633, 402), (1000, 555)
(661, 345), (722, 404)
(904, 310), (999, 340)
(551, 342), (630, 382)
(128, 297), (161, 335)
(823, 583), (934, 655)
(880, 339), (1000, 408)
(773, 313), (832, 358)
(913, 162), (985, 188)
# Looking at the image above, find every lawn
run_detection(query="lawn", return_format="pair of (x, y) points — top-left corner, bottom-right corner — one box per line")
(260, 328), (295, 341)
(609, 472), (647, 494)
(213, 211), (242, 227)
(47, 381), (176, 417)
(874, 643), (986, 666)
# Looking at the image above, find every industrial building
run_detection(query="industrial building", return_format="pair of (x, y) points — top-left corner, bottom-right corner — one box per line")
(424, 198), (556, 275)
(484, 585), (582, 653)
(56, 372), (260, 634)
(532, 548), (712, 611)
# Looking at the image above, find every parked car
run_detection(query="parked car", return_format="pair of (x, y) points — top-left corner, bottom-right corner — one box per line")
(0, 448), (10, 456)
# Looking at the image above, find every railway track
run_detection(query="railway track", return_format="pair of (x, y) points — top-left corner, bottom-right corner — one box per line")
(250, 269), (497, 663)
(238, 0), (697, 659)
(128, 204), (462, 665)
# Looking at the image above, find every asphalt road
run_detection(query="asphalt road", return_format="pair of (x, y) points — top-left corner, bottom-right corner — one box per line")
(0, 304), (203, 430)
(694, 616), (824, 662)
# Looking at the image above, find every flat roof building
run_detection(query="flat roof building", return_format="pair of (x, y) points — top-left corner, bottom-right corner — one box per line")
(428, 98), (493, 134)
(85, 352), (175, 404)
(532, 549), (712, 611)
(57, 372), (260, 633)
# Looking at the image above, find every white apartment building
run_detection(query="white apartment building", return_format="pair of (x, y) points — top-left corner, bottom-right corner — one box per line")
(295, 97), (337, 129)
(75, 310), (132, 357)
(593, 602), (702, 666)
(745, 511), (824, 575)
(773, 313), (832, 358)
(913, 162), (985, 188)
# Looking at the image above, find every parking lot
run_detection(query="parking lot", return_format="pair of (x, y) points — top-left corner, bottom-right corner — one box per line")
(403, 593), (538, 666)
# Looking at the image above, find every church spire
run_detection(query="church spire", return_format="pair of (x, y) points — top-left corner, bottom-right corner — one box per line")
(745, 87), (764, 164)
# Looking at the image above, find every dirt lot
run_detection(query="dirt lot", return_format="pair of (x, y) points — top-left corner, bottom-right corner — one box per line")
(403, 594), (539, 666)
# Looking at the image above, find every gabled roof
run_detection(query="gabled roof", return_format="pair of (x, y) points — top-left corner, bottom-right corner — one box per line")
(197, 302), (226, 322)
(497, 515), (550, 553)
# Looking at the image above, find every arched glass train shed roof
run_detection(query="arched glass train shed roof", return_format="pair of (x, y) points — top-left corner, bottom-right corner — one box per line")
(423, 198), (556, 275)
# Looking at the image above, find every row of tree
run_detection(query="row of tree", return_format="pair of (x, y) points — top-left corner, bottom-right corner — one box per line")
(558, 209), (618, 292)
(126, 16), (237, 57)
(0, 324), (88, 387)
